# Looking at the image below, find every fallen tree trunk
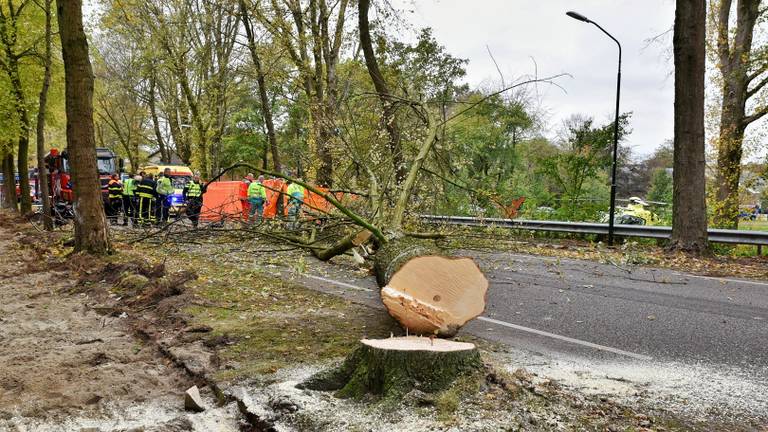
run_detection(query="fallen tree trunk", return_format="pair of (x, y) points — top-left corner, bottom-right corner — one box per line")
(312, 229), (372, 261)
(374, 238), (488, 337)
(298, 336), (481, 399)
(206, 163), (488, 338)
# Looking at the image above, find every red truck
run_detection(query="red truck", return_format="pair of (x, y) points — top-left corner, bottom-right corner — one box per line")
(44, 147), (122, 204)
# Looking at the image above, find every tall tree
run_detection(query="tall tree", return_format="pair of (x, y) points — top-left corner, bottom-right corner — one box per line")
(358, 0), (404, 184)
(240, 0), (281, 172)
(57, 0), (110, 253)
(254, 0), (351, 186)
(0, 147), (14, 209)
(35, 0), (54, 230)
(711, 0), (764, 228)
(0, 0), (36, 213)
(670, 0), (709, 253)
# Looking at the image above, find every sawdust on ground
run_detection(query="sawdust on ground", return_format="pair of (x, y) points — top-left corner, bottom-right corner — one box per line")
(0, 215), (199, 430)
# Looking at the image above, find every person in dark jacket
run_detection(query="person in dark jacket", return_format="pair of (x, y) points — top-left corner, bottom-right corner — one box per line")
(106, 174), (122, 225)
(135, 174), (157, 225)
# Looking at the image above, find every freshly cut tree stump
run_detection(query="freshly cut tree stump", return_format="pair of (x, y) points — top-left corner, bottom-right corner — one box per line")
(374, 239), (488, 337)
(298, 337), (481, 399)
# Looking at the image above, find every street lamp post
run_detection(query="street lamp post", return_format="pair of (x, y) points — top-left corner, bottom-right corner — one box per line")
(566, 11), (622, 246)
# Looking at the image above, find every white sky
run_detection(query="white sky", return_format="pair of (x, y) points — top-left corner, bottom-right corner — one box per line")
(390, 0), (676, 157)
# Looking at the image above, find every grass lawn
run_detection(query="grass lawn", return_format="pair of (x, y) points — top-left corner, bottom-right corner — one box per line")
(739, 219), (768, 232)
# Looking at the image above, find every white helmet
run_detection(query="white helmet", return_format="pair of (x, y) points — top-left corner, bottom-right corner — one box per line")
(629, 196), (648, 206)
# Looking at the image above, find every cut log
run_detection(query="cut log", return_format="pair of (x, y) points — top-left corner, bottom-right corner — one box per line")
(374, 239), (488, 337)
(298, 336), (481, 399)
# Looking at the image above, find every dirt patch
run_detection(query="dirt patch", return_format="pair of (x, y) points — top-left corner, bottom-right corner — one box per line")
(0, 213), (233, 430)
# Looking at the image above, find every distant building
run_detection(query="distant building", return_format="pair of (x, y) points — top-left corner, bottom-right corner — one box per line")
(740, 166), (767, 207)
(616, 163), (649, 199)
(146, 149), (184, 166)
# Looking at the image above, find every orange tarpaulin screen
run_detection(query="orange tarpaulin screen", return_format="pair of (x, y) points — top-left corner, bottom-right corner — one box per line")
(263, 179), (284, 218)
(201, 179), (343, 221)
(200, 181), (243, 221)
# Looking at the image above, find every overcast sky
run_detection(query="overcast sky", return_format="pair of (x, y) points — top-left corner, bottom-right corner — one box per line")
(391, 0), (676, 157)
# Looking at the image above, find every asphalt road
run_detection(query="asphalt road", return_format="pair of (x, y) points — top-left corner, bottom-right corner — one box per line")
(471, 251), (768, 365)
(300, 251), (768, 365)
(293, 249), (768, 422)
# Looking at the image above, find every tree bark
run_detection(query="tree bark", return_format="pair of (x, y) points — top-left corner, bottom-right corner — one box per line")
(298, 337), (481, 399)
(713, 0), (762, 228)
(358, 0), (405, 184)
(12, 74), (31, 215)
(670, 0), (708, 253)
(36, 0), (54, 231)
(148, 70), (170, 164)
(1, 151), (16, 210)
(57, 0), (110, 254)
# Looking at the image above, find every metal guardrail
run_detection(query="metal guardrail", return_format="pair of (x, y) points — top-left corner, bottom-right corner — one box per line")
(420, 215), (768, 247)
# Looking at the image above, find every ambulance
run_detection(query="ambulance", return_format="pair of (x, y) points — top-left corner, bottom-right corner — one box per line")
(140, 165), (194, 215)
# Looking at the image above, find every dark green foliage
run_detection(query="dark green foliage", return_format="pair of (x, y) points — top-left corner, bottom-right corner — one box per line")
(537, 113), (631, 219)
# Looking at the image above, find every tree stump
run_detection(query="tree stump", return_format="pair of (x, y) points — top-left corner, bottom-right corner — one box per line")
(374, 239), (488, 337)
(299, 337), (482, 399)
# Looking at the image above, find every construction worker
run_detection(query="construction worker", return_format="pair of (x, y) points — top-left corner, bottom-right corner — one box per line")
(136, 173), (157, 226)
(106, 174), (122, 225)
(247, 175), (267, 223)
(183, 174), (206, 227)
(286, 179), (305, 229)
(155, 168), (174, 224)
(240, 173), (254, 221)
(121, 173), (138, 226)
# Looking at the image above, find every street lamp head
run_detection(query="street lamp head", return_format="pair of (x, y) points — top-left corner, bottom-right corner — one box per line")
(566, 11), (591, 23)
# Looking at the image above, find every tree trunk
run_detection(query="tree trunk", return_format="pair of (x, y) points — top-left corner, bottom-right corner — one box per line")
(315, 112), (334, 186)
(148, 71), (170, 165)
(374, 238), (488, 337)
(312, 229), (372, 261)
(713, 0), (761, 228)
(7, 60), (32, 214)
(358, 0), (405, 184)
(298, 337), (481, 399)
(36, 0), (54, 231)
(670, 0), (708, 253)
(240, 0), (281, 173)
(167, 85), (192, 165)
(1, 151), (16, 210)
(57, 0), (110, 254)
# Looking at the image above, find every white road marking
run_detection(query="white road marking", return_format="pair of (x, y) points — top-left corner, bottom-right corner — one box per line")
(301, 274), (374, 292)
(477, 316), (653, 361)
(301, 274), (651, 361)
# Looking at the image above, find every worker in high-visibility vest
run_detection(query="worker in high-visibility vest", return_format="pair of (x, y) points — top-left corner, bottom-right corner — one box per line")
(106, 174), (123, 226)
(183, 174), (206, 227)
(155, 168), (174, 224)
(286, 179), (305, 229)
(247, 175), (267, 223)
(121, 173), (138, 226)
(136, 174), (157, 226)
(240, 173), (254, 221)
